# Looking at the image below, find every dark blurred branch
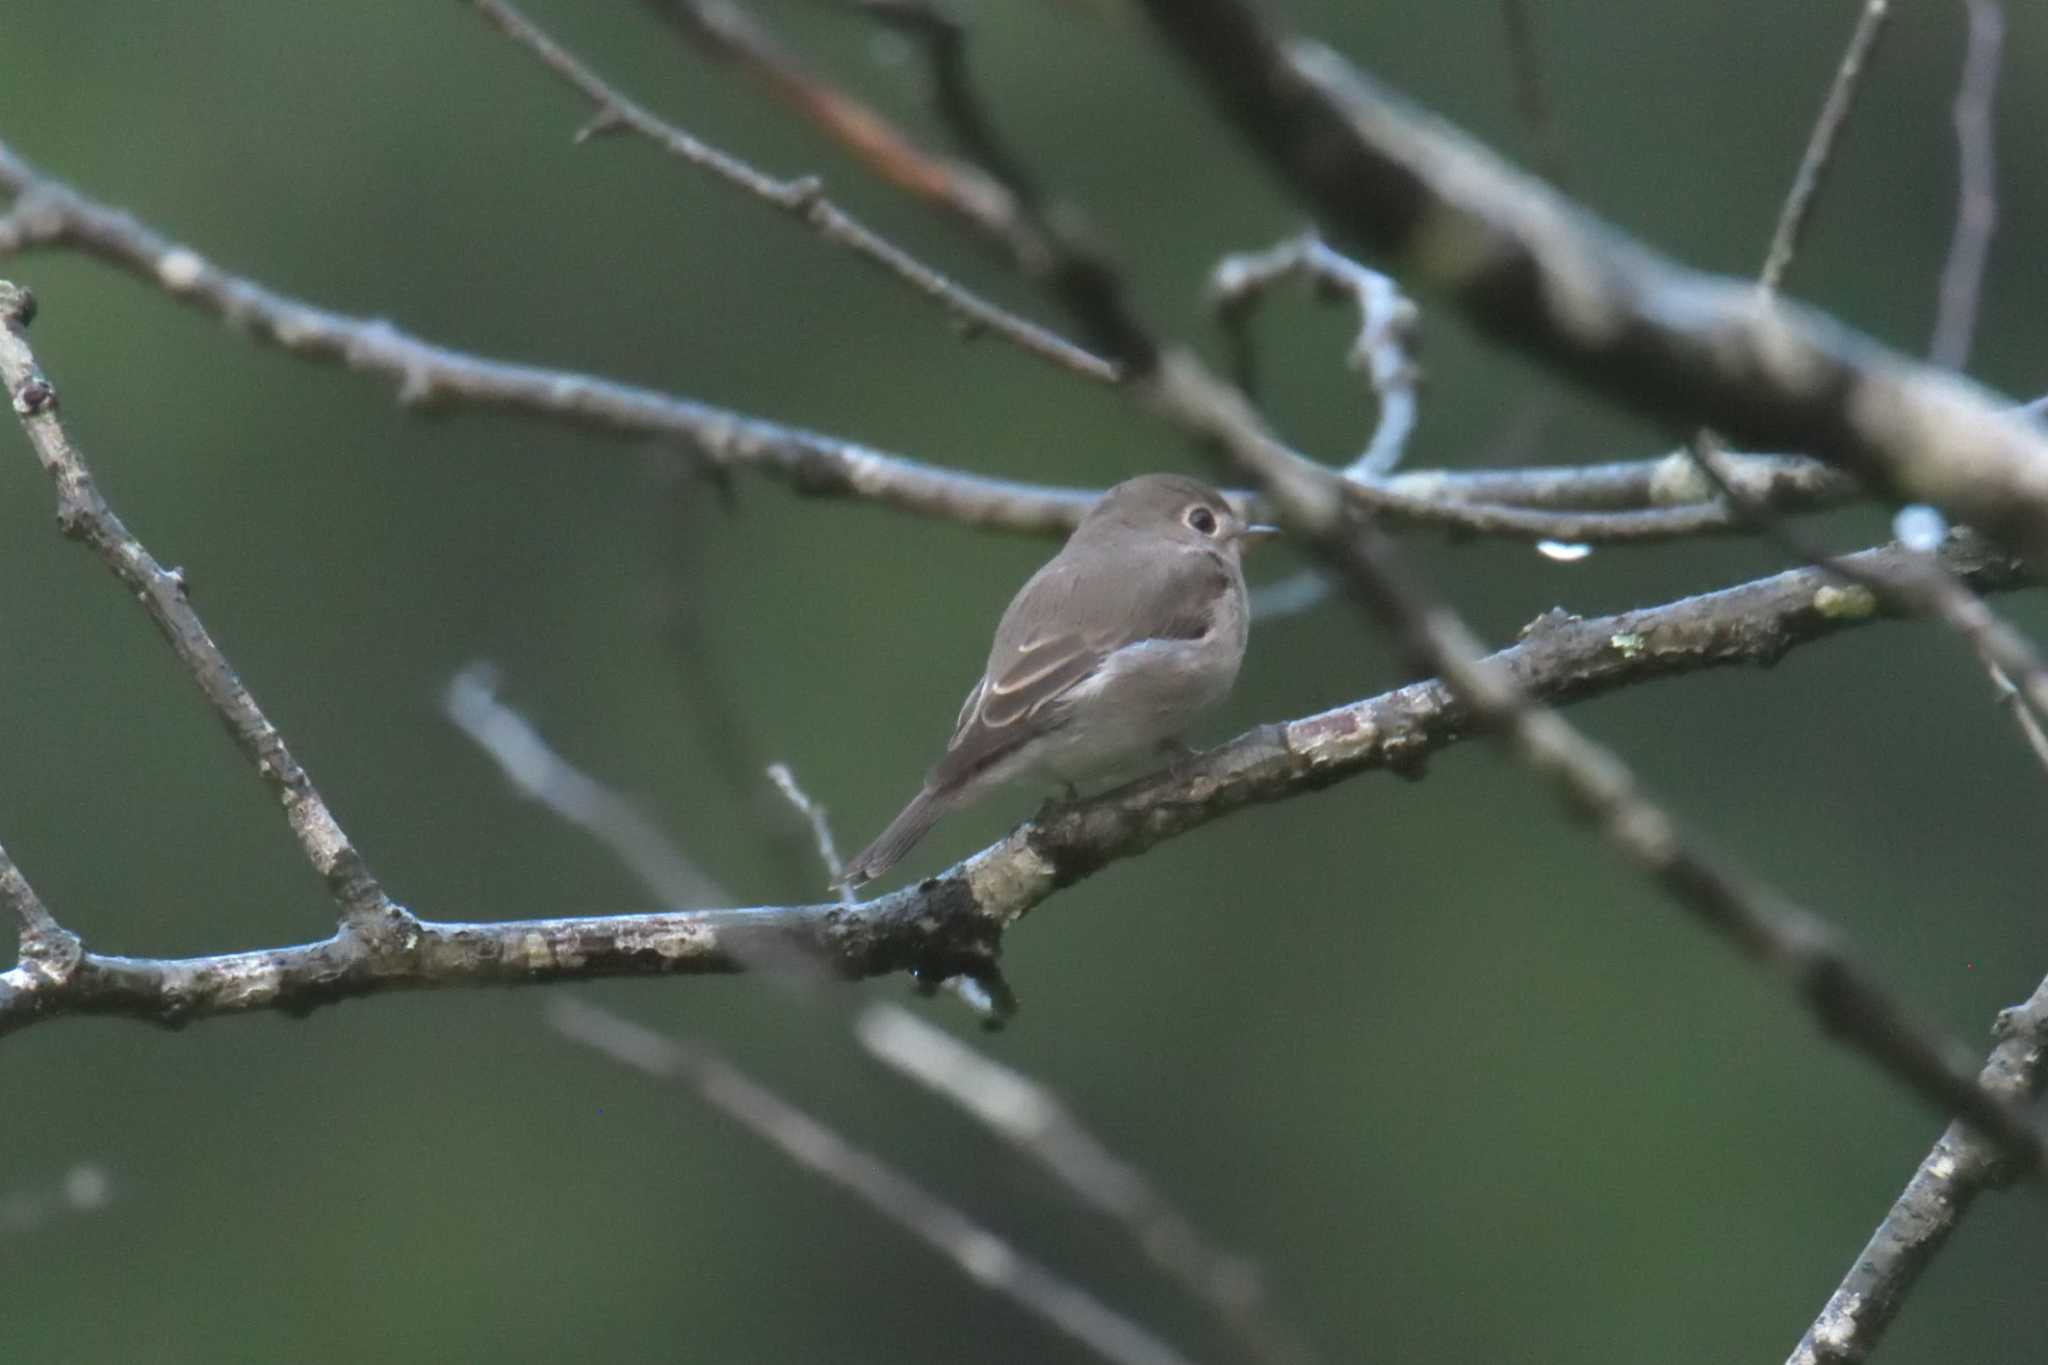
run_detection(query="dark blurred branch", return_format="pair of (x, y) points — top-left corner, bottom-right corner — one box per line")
(468, 0), (1118, 385)
(0, 281), (410, 943)
(1788, 970), (2048, 1365)
(1928, 0), (2003, 371)
(1136, 0), (2048, 554)
(637, 0), (1025, 241)
(856, 1002), (1308, 1365)
(2, 529), (2032, 1037)
(550, 998), (1201, 1365)
(853, 0), (1047, 210)
(1497, 0), (1569, 189)
(1385, 450), (1853, 512)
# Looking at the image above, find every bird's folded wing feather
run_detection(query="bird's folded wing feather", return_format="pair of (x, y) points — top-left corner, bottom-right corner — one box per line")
(930, 549), (1225, 787)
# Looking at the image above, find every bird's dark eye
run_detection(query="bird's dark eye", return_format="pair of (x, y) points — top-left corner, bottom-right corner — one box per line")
(1185, 506), (1218, 535)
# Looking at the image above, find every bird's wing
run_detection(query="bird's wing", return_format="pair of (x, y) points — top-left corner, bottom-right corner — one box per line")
(931, 549), (1227, 788)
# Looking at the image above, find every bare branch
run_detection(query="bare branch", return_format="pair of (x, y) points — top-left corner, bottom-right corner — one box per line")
(0, 138), (1101, 537)
(552, 998), (1200, 1365)
(0, 138), (1873, 548)
(766, 762), (852, 900)
(1787, 970), (2048, 1364)
(467, 0), (1117, 386)
(1928, 0), (2004, 371)
(1136, 0), (2048, 555)
(0, 281), (406, 940)
(1, 532), (2029, 1038)
(1135, 344), (2048, 1179)
(1758, 1), (1891, 295)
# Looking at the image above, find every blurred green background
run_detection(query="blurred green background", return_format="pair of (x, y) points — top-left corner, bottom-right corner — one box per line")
(4, 2), (2044, 1361)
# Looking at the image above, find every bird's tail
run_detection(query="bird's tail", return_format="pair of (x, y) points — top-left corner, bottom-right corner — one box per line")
(840, 787), (948, 888)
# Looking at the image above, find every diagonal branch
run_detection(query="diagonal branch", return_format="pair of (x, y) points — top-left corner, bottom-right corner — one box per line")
(0, 281), (407, 942)
(469, 0), (1118, 385)
(1787, 968), (2048, 1364)
(1757, 0), (1892, 294)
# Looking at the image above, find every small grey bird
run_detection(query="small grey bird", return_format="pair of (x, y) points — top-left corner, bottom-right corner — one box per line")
(840, 473), (1276, 886)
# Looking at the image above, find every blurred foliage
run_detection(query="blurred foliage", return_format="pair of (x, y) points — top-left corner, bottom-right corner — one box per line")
(3, 2), (2045, 1362)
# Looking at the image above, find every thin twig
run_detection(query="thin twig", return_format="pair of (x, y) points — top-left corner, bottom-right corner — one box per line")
(1208, 231), (1420, 477)
(0, 281), (407, 941)
(551, 998), (1201, 1365)
(1928, 0), (2004, 371)
(766, 762), (852, 905)
(2, 534), (2027, 1038)
(468, 0), (1119, 385)
(443, 662), (728, 907)
(1758, 0), (1891, 294)
(1988, 665), (2048, 774)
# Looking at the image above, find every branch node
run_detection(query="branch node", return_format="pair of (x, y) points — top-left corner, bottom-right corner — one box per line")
(572, 105), (627, 144)
(18, 922), (83, 984)
(778, 174), (825, 213)
(10, 372), (55, 416)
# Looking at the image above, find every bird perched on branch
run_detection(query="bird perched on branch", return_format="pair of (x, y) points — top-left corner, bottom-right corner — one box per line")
(840, 473), (1277, 886)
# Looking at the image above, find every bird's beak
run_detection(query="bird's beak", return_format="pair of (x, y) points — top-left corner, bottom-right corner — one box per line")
(1235, 523), (1282, 549)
